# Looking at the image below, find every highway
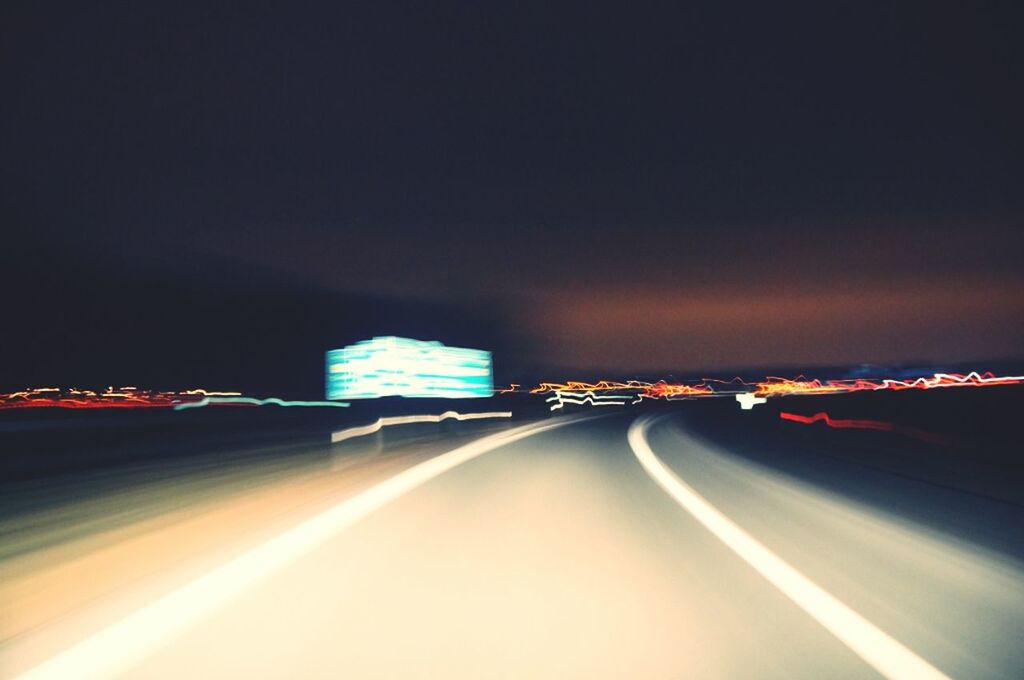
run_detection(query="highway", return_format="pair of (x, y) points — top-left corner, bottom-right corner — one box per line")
(4, 411), (1024, 679)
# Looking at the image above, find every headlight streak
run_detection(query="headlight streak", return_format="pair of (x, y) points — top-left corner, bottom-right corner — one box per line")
(735, 393), (767, 410)
(174, 397), (350, 411)
(544, 391), (635, 411)
(330, 410), (512, 443)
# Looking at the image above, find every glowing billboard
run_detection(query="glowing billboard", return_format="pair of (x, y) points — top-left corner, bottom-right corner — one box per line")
(326, 336), (493, 400)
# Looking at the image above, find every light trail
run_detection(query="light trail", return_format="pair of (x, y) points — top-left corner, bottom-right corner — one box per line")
(330, 410), (512, 443)
(735, 393), (767, 410)
(0, 387), (243, 410)
(11, 416), (576, 680)
(545, 391), (634, 411)
(174, 396), (350, 411)
(516, 371), (1024, 408)
(0, 388), (353, 411)
(628, 415), (951, 680)
(779, 411), (952, 446)
(529, 380), (651, 394)
(754, 370), (1024, 397)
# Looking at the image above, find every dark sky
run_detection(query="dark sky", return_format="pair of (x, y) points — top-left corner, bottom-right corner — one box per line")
(2, 1), (1022, 387)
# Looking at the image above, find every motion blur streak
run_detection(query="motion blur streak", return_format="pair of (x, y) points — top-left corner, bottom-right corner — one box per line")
(779, 411), (952, 446)
(173, 396), (350, 411)
(0, 387), (243, 410)
(545, 391), (634, 411)
(628, 415), (951, 680)
(753, 371), (1024, 397)
(12, 417), (573, 680)
(529, 380), (667, 394)
(329, 411), (512, 443)
(521, 372), (1024, 404)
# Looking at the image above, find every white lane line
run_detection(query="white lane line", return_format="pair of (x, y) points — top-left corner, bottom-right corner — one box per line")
(628, 415), (950, 680)
(15, 417), (576, 680)
(330, 410), (512, 443)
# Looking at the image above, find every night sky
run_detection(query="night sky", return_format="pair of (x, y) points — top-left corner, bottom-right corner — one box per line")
(2, 2), (1022, 391)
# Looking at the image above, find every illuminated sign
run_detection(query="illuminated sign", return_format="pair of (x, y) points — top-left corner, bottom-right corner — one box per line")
(326, 336), (493, 399)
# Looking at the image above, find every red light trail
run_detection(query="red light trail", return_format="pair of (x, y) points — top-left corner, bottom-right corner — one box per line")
(0, 387), (242, 410)
(779, 411), (953, 446)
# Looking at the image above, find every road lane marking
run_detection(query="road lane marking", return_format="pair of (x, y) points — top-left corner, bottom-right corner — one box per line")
(13, 416), (576, 680)
(330, 410), (512, 443)
(628, 415), (951, 680)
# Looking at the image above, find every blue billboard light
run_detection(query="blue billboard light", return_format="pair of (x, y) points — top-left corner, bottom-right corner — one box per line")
(326, 336), (493, 400)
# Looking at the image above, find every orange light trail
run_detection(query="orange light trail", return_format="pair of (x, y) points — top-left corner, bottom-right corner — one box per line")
(753, 371), (1024, 397)
(516, 371), (1024, 407)
(0, 387), (243, 410)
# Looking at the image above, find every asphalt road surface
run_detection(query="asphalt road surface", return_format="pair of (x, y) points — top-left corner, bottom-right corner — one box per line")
(4, 411), (1024, 679)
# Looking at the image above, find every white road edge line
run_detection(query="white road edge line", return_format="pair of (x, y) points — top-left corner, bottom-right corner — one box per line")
(15, 416), (576, 680)
(627, 415), (951, 680)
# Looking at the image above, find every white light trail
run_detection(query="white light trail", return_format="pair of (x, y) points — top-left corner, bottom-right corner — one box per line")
(173, 396), (350, 411)
(13, 417), (571, 680)
(330, 410), (512, 443)
(735, 393), (767, 410)
(545, 390), (633, 411)
(628, 415), (950, 680)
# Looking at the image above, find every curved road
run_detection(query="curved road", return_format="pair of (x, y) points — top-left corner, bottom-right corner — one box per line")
(7, 412), (1024, 679)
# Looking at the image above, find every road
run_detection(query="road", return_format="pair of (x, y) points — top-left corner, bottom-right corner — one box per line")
(4, 411), (1024, 679)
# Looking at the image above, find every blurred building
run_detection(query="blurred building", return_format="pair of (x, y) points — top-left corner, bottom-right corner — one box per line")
(326, 336), (493, 400)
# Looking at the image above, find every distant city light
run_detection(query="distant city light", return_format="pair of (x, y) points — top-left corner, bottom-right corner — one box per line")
(325, 336), (493, 400)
